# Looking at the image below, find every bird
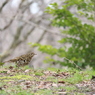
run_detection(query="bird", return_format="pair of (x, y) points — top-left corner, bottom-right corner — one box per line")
(4, 52), (36, 67)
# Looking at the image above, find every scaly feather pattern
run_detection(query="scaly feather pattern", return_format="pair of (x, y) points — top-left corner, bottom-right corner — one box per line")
(4, 52), (36, 67)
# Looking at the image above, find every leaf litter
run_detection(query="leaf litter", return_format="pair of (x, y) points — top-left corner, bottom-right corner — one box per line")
(0, 66), (95, 95)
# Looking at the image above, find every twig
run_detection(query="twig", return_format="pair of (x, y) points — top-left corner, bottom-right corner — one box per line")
(63, 57), (83, 70)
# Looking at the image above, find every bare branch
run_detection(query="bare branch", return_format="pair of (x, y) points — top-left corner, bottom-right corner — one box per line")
(0, 0), (9, 12)
(22, 19), (66, 37)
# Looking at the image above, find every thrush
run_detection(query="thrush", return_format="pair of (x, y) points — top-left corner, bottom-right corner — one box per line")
(4, 52), (36, 67)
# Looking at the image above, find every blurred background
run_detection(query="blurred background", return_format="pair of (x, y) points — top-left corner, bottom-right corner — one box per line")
(0, 0), (62, 68)
(0, 0), (95, 69)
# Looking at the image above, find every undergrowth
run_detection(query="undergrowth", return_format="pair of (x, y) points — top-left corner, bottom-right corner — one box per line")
(0, 66), (95, 95)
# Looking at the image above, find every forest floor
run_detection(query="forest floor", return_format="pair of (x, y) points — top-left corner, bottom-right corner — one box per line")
(0, 66), (95, 95)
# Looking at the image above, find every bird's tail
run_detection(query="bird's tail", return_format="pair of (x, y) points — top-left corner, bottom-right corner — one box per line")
(3, 60), (11, 63)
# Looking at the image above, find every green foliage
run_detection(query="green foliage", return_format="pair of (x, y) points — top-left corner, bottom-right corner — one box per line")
(0, 75), (32, 82)
(63, 86), (76, 91)
(35, 71), (44, 76)
(0, 62), (4, 66)
(37, 89), (53, 95)
(30, 0), (95, 68)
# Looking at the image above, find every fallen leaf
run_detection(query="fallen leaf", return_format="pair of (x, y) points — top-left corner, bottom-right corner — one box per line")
(0, 87), (3, 90)
(58, 81), (65, 84)
(9, 66), (14, 70)
(25, 69), (30, 73)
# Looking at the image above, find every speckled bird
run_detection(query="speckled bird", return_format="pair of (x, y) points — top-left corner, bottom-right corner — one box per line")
(4, 52), (36, 67)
